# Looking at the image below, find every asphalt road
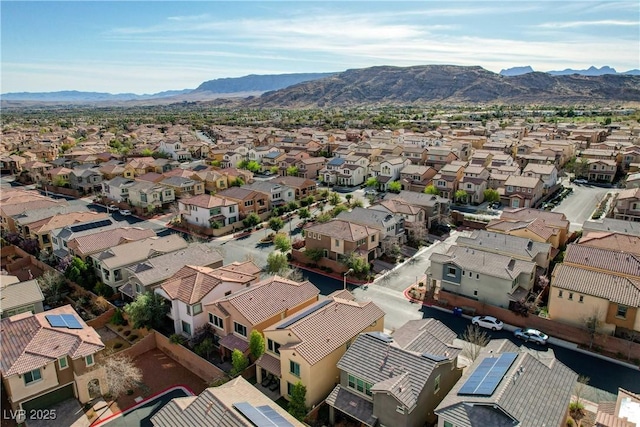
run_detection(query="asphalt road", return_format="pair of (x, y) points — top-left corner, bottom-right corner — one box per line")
(552, 181), (617, 231)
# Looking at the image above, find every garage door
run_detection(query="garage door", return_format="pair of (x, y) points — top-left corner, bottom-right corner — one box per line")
(22, 383), (75, 413)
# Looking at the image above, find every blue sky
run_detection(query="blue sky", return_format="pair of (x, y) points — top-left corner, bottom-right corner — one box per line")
(2, 1), (639, 94)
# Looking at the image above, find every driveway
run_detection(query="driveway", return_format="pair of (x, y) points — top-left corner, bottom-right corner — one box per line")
(552, 181), (618, 231)
(26, 398), (89, 427)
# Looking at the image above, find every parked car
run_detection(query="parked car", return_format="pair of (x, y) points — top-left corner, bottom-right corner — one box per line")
(119, 209), (132, 216)
(471, 315), (504, 331)
(107, 205), (118, 211)
(573, 179), (588, 185)
(514, 328), (548, 345)
(364, 188), (378, 196)
(489, 202), (503, 209)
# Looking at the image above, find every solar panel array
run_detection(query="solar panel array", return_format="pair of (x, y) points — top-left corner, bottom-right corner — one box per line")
(233, 402), (294, 427)
(45, 314), (84, 329)
(69, 219), (112, 233)
(458, 352), (518, 396)
(276, 299), (332, 329)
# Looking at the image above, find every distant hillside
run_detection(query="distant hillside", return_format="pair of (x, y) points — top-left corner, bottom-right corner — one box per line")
(192, 72), (336, 93)
(0, 89), (193, 102)
(500, 66), (534, 76)
(249, 65), (640, 107)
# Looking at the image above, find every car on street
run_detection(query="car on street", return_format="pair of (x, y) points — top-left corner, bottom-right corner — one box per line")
(107, 205), (118, 211)
(119, 209), (132, 216)
(364, 188), (378, 196)
(489, 202), (503, 209)
(514, 328), (549, 345)
(471, 315), (504, 331)
(573, 179), (588, 185)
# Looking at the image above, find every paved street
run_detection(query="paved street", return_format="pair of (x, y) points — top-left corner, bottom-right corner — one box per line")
(552, 181), (618, 231)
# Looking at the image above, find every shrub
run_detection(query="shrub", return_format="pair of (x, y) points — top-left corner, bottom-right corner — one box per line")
(113, 342), (123, 350)
(124, 330), (131, 337)
(170, 333), (186, 345)
(94, 296), (111, 313)
(128, 334), (138, 342)
(93, 282), (114, 298)
(110, 308), (127, 326)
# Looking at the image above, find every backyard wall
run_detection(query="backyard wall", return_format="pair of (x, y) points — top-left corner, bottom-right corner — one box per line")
(122, 333), (157, 359)
(438, 290), (640, 361)
(154, 331), (226, 383)
(87, 307), (116, 329)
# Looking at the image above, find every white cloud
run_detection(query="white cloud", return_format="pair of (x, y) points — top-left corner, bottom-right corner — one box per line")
(535, 19), (639, 29)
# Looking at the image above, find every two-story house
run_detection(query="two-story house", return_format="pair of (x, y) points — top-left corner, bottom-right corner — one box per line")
(503, 175), (544, 208)
(587, 159), (618, 183)
(120, 243), (223, 300)
(155, 261), (261, 337)
(24, 211), (109, 254)
(243, 181), (296, 208)
(384, 191), (450, 229)
(158, 140), (191, 161)
(487, 208), (570, 249)
(90, 235), (188, 291)
(432, 164), (464, 200)
(298, 157), (327, 180)
(369, 199), (427, 242)
(399, 165), (437, 193)
(327, 320), (462, 427)
(613, 188), (640, 221)
(435, 339), (577, 427)
(400, 145), (429, 165)
(66, 227), (156, 261)
(302, 219), (381, 267)
(459, 165), (490, 204)
(101, 176), (135, 203)
(336, 207), (406, 254)
(127, 180), (176, 212)
(376, 157), (412, 190)
(160, 176), (205, 198)
(429, 246), (537, 309)
(0, 276), (44, 318)
(206, 276), (320, 361)
(257, 290), (385, 408)
(179, 194), (239, 228)
(425, 147), (459, 171)
(216, 187), (269, 217)
(0, 306), (106, 417)
(522, 163), (559, 192)
(270, 176), (317, 200)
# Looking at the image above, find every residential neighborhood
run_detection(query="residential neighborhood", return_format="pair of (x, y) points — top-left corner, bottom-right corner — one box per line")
(1, 113), (640, 427)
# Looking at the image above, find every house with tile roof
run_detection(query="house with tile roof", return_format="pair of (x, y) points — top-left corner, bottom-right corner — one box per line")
(120, 243), (223, 300)
(399, 164), (437, 192)
(432, 164), (465, 200)
(0, 305), (106, 415)
(336, 207), (406, 254)
(583, 218), (640, 237)
(459, 165), (490, 204)
(270, 176), (318, 200)
(66, 227), (157, 261)
(435, 339), (577, 427)
(301, 219), (381, 269)
(151, 376), (304, 427)
(383, 191), (450, 229)
(127, 180), (176, 213)
(243, 181), (296, 207)
(178, 194), (239, 229)
(50, 217), (122, 260)
(297, 156), (327, 180)
(327, 320), (462, 427)
(595, 388), (640, 427)
(429, 246), (536, 309)
(205, 275), (320, 361)
(456, 230), (553, 272)
(0, 277), (44, 318)
(369, 199), (428, 242)
(1, 192), (68, 234)
(578, 231), (640, 255)
(256, 290), (385, 408)
(101, 176), (135, 203)
(586, 159), (618, 183)
(216, 187), (270, 217)
(156, 261), (261, 337)
(502, 175), (544, 209)
(486, 208), (570, 248)
(24, 211), (110, 253)
(613, 188), (640, 222)
(68, 166), (103, 193)
(90, 234), (188, 291)
(522, 163), (559, 190)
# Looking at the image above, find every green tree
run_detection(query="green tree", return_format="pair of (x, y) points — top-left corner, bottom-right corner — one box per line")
(298, 207), (311, 221)
(424, 185), (439, 195)
(249, 330), (265, 360)
(287, 201), (299, 212)
(246, 160), (261, 173)
(52, 175), (68, 187)
(328, 192), (341, 206)
(211, 159), (221, 167)
(243, 212), (261, 228)
(238, 159), (249, 169)
(65, 257), (97, 290)
(195, 338), (214, 360)
(304, 247), (325, 262)
(288, 381), (308, 421)
(274, 233), (292, 252)
(316, 213), (332, 223)
(230, 177), (244, 187)
(270, 166), (279, 174)
(286, 166), (299, 176)
(365, 177), (378, 188)
(331, 205), (348, 217)
(124, 292), (170, 330)
(231, 349), (249, 376)
(388, 181), (402, 193)
(268, 217), (285, 233)
(140, 148), (154, 157)
(483, 188), (500, 203)
(266, 252), (289, 274)
(352, 199), (364, 208)
(343, 252), (370, 275)
(345, 194), (353, 205)
(454, 189), (468, 204)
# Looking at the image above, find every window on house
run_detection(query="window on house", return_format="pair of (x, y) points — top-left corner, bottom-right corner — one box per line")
(568, 293), (573, 301)
(268, 339), (281, 355)
(85, 354), (94, 367)
(186, 305), (191, 315)
(617, 305), (628, 318)
(396, 405), (405, 414)
(58, 356), (68, 370)
(290, 360), (301, 377)
(210, 314), (223, 329)
(23, 368), (42, 385)
(229, 206), (235, 213)
(476, 273), (479, 279)
(287, 382), (294, 396)
(335, 239), (340, 247)
(182, 321), (191, 335)
(135, 283), (142, 294)
(558, 290), (563, 298)
(444, 422), (454, 427)
(234, 322), (247, 337)
(434, 374), (441, 393)
(579, 295), (584, 303)
(371, 235), (375, 242)
(192, 303), (202, 315)
(447, 266), (456, 276)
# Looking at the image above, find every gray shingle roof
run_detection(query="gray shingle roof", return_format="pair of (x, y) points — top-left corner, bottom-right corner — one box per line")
(391, 319), (460, 356)
(430, 246), (536, 280)
(336, 207), (401, 232)
(456, 230), (552, 263)
(0, 279), (44, 313)
(435, 341), (577, 427)
(583, 218), (640, 237)
(384, 190), (449, 208)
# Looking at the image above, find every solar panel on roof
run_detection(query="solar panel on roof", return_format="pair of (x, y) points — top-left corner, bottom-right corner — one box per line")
(60, 314), (83, 329)
(45, 314), (67, 328)
(256, 405), (294, 427)
(233, 402), (274, 427)
(276, 299), (332, 329)
(458, 352), (517, 396)
(69, 219), (112, 233)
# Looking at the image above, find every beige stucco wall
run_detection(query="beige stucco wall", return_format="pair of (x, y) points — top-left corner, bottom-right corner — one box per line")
(548, 287), (615, 334)
(75, 366), (107, 403)
(5, 362), (59, 403)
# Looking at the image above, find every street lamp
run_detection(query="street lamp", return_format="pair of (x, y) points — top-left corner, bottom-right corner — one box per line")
(343, 268), (354, 290)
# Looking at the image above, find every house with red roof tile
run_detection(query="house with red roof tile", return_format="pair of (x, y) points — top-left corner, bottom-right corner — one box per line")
(0, 305), (106, 416)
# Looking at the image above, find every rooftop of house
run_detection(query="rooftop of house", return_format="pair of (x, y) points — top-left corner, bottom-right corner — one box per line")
(456, 230), (552, 261)
(564, 244), (640, 278)
(93, 234), (188, 269)
(391, 318), (460, 356)
(160, 261), (260, 305)
(369, 199), (422, 216)
(67, 227), (157, 256)
(270, 175), (315, 188)
(264, 291), (385, 365)
(430, 246), (536, 280)
(578, 232), (640, 255)
(125, 243), (223, 286)
(0, 305), (104, 377)
(435, 339), (577, 427)
(28, 211), (110, 234)
(206, 275), (320, 325)
(11, 204), (89, 224)
(583, 218), (640, 237)
(522, 163), (557, 174)
(0, 278), (44, 314)
(217, 187), (261, 200)
(552, 264), (640, 307)
(384, 190), (449, 209)
(616, 188), (640, 201)
(305, 218), (379, 241)
(504, 175), (542, 188)
(180, 194), (237, 209)
(150, 376), (304, 427)
(501, 208), (569, 229)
